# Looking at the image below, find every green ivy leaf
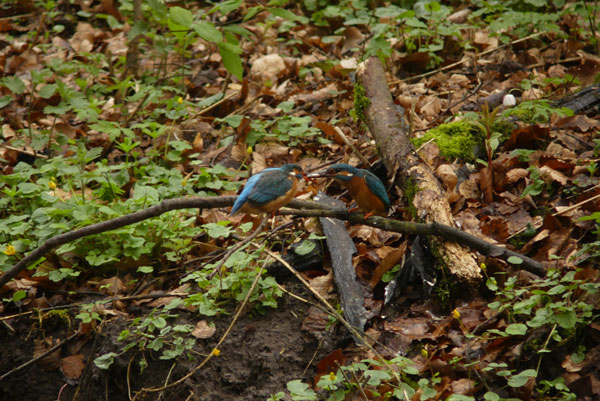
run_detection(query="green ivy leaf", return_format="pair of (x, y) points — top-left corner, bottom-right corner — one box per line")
(287, 380), (317, 400)
(507, 256), (523, 264)
(193, 21), (222, 43)
(94, 352), (118, 370)
(294, 241), (316, 256)
(219, 42), (243, 80)
(552, 310), (576, 329)
(169, 6), (193, 28)
(39, 84), (57, 99)
(0, 95), (12, 109)
(505, 323), (527, 335)
(198, 93), (224, 108)
(1, 76), (26, 94)
(447, 395), (475, 401)
(203, 223), (232, 239)
(12, 290), (27, 302)
(267, 7), (307, 23)
(214, 0), (242, 15)
(137, 266), (154, 273)
(508, 369), (536, 387)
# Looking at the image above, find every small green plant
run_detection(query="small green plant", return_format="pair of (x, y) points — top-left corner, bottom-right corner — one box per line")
(94, 300), (196, 371)
(486, 269), (599, 340)
(503, 99), (573, 123)
(277, 356), (426, 401)
(182, 247), (283, 316)
(521, 167), (546, 198)
(586, 160), (597, 176)
(470, 103), (504, 166)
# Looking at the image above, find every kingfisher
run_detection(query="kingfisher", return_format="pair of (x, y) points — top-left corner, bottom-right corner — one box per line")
(230, 164), (303, 215)
(311, 163), (390, 217)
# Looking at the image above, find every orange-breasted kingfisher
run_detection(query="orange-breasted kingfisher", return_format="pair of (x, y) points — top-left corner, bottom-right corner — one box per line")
(311, 163), (390, 216)
(230, 164), (303, 215)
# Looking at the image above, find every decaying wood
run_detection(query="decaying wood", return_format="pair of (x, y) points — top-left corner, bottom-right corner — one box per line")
(315, 193), (367, 340)
(557, 84), (600, 115)
(356, 56), (482, 283)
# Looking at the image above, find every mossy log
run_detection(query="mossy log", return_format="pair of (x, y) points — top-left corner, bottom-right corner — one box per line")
(356, 56), (482, 283)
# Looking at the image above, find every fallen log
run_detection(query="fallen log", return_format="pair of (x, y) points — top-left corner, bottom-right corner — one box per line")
(356, 56), (482, 283)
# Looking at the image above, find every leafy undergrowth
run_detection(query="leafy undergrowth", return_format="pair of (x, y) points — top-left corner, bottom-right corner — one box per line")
(0, 0), (599, 400)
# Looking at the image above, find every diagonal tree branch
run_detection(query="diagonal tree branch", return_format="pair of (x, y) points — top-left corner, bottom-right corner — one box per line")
(0, 196), (545, 289)
(0, 196), (236, 288)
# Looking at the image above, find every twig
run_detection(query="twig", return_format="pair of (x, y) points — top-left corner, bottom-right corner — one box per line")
(0, 329), (80, 382)
(527, 56), (582, 70)
(0, 292), (189, 322)
(1, 196), (545, 289)
(507, 190), (600, 240)
(192, 92), (238, 118)
(278, 205), (545, 277)
(1, 144), (48, 159)
(333, 126), (371, 167)
(425, 80), (484, 127)
(0, 196), (237, 288)
(391, 31), (546, 84)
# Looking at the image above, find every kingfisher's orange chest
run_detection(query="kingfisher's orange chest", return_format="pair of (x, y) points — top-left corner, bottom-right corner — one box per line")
(344, 176), (387, 214)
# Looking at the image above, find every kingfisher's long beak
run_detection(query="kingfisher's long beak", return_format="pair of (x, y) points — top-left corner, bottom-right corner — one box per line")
(306, 172), (330, 179)
(300, 172), (317, 183)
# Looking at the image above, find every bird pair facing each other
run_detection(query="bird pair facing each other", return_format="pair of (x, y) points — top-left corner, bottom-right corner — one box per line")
(230, 163), (390, 217)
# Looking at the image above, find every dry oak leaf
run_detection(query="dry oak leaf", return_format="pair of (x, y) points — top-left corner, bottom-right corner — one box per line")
(473, 31), (498, 50)
(505, 168), (529, 184)
(192, 320), (216, 339)
(34, 337), (61, 371)
(539, 165), (568, 185)
(419, 96), (443, 120)
(61, 354), (85, 381)
(554, 115), (598, 132)
(545, 142), (577, 160)
(436, 164), (458, 192)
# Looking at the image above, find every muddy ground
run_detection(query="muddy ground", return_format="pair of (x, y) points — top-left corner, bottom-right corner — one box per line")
(0, 280), (360, 401)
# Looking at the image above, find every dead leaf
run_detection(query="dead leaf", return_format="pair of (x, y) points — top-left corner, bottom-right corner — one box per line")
(554, 115), (597, 132)
(369, 243), (406, 288)
(503, 124), (550, 151)
(192, 320), (216, 339)
(61, 354), (85, 381)
(480, 165), (493, 204)
(308, 270), (334, 298)
(341, 26), (364, 54)
(34, 337), (61, 371)
(250, 54), (286, 83)
(473, 31), (498, 50)
(539, 165), (568, 185)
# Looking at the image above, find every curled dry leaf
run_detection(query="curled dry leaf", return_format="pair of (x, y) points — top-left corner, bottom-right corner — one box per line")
(307, 270), (334, 299)
(436, 164), (458, 192)
(370, 243), (406, 288)
(473, 31), (498, 50)
(192, 320), (216, 339)
(419, 96), (443, 120)
(539, 165), (568, 185)
(250, 54), (286, 84)
(505, 168), (529, 184)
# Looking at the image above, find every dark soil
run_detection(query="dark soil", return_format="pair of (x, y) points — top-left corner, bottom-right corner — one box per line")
(0, 282), (345, 400)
